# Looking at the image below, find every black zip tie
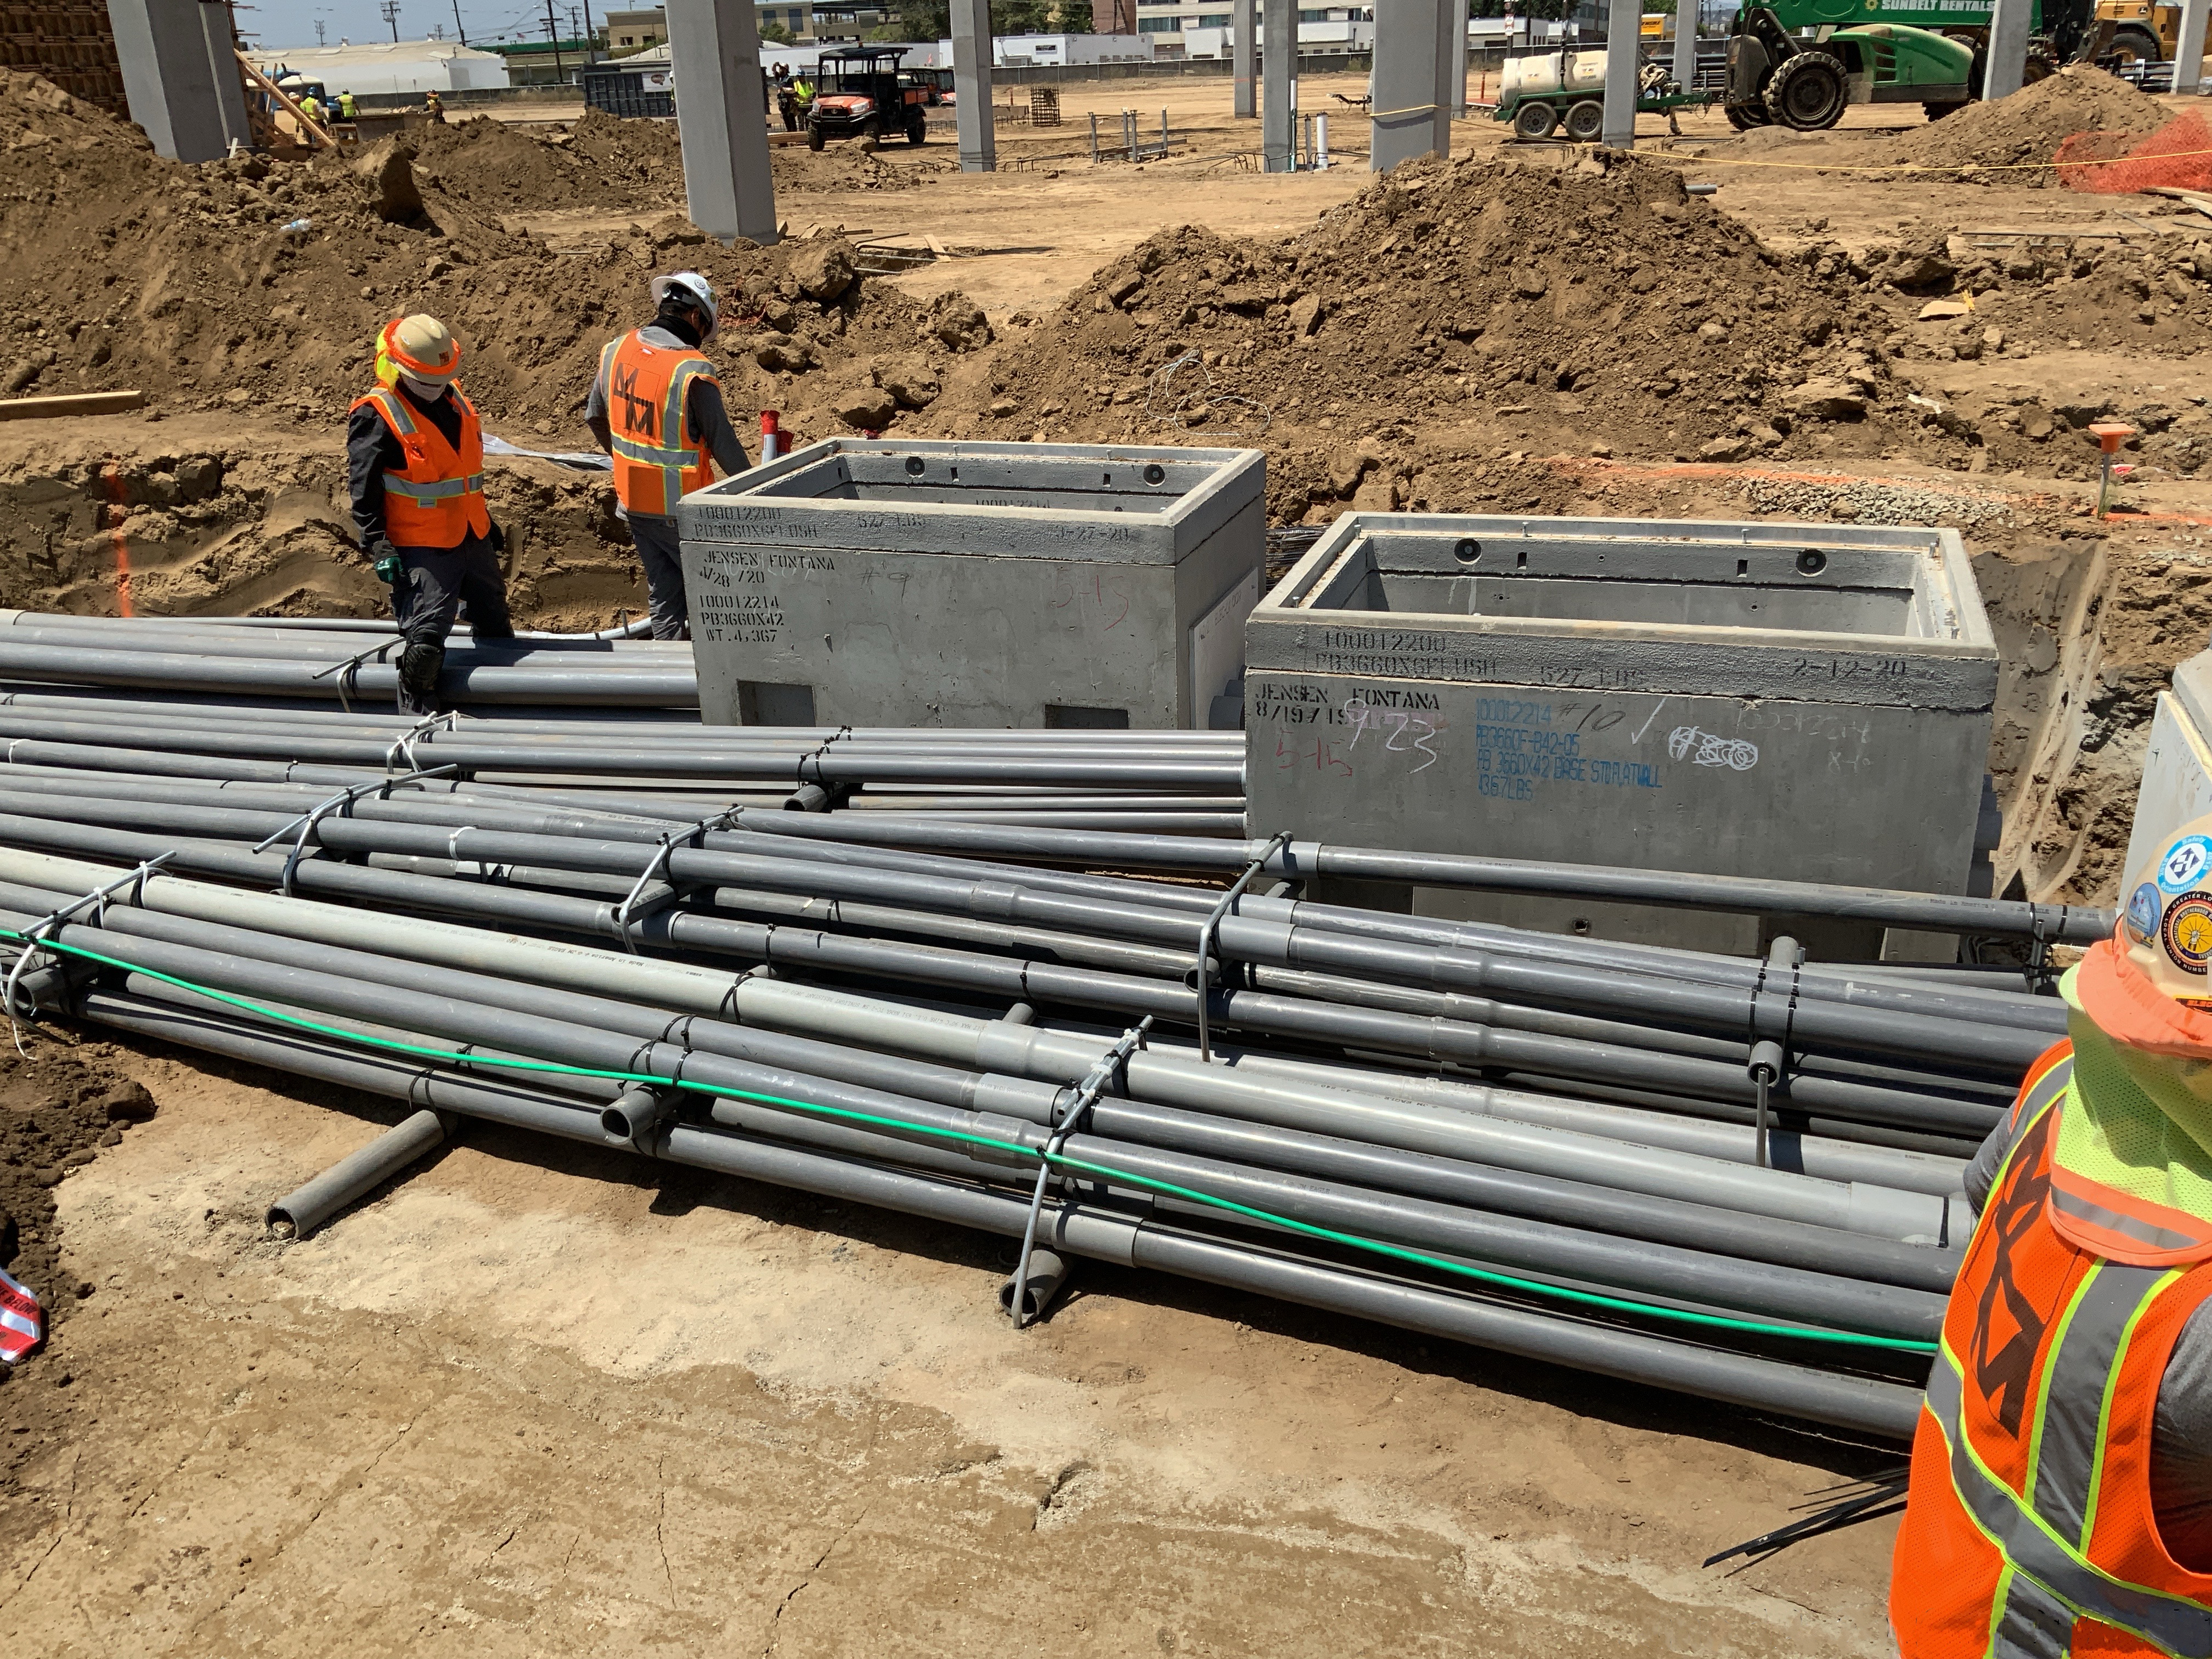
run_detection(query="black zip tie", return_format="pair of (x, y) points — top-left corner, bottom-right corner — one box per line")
(794, 725), (855, 788)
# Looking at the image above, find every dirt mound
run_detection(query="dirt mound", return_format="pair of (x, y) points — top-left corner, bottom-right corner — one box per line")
(1877, 65), (2172, 171)
(568, 105), (687, 196)
(773, 144), (926, 193)
(921, 154), (1918, 514)
(394, 113), (656, 212)
(0, 80), (932, 434)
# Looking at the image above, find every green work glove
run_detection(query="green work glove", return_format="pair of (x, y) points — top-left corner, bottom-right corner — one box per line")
(369, 539), (401, 585)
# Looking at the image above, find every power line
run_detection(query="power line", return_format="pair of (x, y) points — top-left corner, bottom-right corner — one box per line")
(380, 0), (402, 41)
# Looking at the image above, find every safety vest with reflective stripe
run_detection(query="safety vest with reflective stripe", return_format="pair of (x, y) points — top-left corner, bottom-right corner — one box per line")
(1891, 1042), (2212, 1658)
(600, 329), (718, 518)
(349, 383), (491, 551)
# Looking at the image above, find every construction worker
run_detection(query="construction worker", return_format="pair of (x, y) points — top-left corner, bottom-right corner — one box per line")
(774, 62), (800, 131)
(792, 69), (815, 122)
(348, 315), (513, 714)
(425, 88), (445, 124)
(585, 273), (749, 641)
(1890, 817), (2212, 1655)
(297, 90), (324, 127)
(336, 89), (358, 121)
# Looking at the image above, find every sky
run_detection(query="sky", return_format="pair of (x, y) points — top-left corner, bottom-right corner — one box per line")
(239, 0), (603, 54)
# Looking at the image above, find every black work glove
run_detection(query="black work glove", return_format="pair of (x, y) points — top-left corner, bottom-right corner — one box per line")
(487, 520), (506, 557)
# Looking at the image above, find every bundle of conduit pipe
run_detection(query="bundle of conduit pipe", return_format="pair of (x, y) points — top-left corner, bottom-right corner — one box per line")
(0, 671), (2115, 1443)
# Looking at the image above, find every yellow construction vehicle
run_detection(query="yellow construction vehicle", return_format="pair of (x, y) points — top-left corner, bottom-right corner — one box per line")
(2095, 0), (2180, 65)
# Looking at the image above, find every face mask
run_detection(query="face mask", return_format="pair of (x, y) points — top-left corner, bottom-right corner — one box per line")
(399, 373), (448, 401)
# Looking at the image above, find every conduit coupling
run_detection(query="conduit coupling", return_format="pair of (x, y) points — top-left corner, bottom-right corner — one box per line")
(1008, 1014), (1155, 1328)
(1746, 936), (1801, 1170)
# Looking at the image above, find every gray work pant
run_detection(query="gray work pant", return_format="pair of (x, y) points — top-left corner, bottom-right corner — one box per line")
(388, 540), (514, 714)
(626, 512), (689, 641)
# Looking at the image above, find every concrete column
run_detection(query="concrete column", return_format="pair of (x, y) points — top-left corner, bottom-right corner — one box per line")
(1983, 0), (2034, 98)
(1233, 0), (1257, 119)
(1438, 0), (1465, 123)
(1600, 0), (1641, 147)
(1671, 0), (1698, 93)
(951, 0), (996, 172)
(109, 0), (247, 162)
(1370, 0), (1449, 172)
(198, 2), (255, 157)
(2175, 0), (2210, 94)
(1262, 0), (1296, 172)
(666, 0), (778, 244)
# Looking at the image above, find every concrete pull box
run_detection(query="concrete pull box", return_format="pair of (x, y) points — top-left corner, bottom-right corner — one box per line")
(677, 439), (1267, 729)
(1244, 513), (1999, 953)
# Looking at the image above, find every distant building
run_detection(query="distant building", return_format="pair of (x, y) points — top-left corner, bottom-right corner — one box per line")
(1133, 1), (1376, 59)
(980, 32), (1153, 66)
(604, 7), (669, 52)
(251, 40), (511, 96)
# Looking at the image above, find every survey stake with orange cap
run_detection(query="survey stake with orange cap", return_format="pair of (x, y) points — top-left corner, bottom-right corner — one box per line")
(347, 314), (515, 715)
(1889, 814), (2212, 1658)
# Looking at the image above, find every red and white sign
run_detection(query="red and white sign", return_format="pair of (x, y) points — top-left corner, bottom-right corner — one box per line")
(0, 1269), (42, 1364)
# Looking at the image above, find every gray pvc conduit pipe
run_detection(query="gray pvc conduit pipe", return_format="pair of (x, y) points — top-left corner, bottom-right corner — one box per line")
(709, 810), (2112, 946)
(6, 904), (1945, 1338)
(0, 811), (2002, 1137)
(1163, 1042), (1972, 1195)
(0, 848), (1982, 1233)
(266, 1108), (454, 1239)
(0, 790), (2040, 1078)
(31, 885), (1968, 1291)
(74, 984), (1922, 1438)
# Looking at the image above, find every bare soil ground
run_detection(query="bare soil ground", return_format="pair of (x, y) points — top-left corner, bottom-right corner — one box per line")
(5, 65), (2212, 1652)
(3, 1039), (1901, 1657)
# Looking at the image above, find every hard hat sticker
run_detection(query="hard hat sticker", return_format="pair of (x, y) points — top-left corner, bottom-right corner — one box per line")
(2159, 834), (2212, 894)
(2126, 882), (2162, 944)
(2163, 894), (2212, 975)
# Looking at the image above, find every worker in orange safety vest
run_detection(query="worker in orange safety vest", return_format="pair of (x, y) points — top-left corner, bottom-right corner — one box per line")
(1891, 815), (2212, 1656)
(348, 314), (513, 714)
(585, 272), (749, 640)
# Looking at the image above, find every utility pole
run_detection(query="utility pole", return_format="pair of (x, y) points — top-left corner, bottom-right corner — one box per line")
(314, 19), (326, 42)
(544, 0), (566, 80)
(452, 0), (469, 44)
(380, 0), (402, 40)
(580, 0), (597, 61)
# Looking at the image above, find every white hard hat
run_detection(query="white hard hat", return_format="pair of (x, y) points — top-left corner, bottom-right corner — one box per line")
(650, 271), (719, 338)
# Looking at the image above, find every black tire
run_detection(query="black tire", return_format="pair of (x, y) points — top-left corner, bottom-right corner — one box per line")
(1564, 98), (1605, 141)
(1725, 101), (1771, 130)
(1764, 50), (1848, 130)
(807, 121), (825, 151)
(907, 113), (927, 144)
(2109, 24), (2162, 63)
(1513, 99), (1559, 139)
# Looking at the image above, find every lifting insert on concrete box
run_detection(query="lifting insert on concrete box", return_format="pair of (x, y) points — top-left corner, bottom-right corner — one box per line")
(678, 439), (1267, 730)
(1242, 513), (1999, 955)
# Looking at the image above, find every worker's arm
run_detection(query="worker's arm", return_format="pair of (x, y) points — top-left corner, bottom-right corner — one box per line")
(584, 346), (614, 453)
(687, 375), (752, 476)
(347, 399), (403, 551)
(1960, 1113), (2022, 1214)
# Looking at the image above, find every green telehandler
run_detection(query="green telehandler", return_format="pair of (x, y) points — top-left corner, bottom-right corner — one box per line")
(1722, 0), (2100, 129)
